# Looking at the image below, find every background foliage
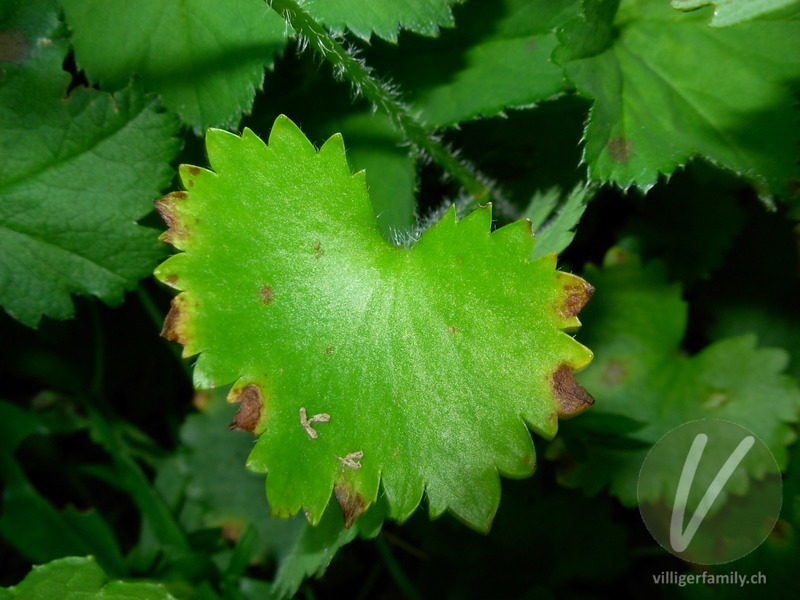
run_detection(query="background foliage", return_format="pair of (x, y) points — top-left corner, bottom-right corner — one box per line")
(1, 0), (799, 598)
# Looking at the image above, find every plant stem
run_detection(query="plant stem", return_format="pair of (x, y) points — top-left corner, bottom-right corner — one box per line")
(375, 535), (423, 600)
(269, 0), (505, 213)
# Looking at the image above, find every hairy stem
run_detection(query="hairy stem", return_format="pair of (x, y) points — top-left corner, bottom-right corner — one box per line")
(269, 0), (508, 214)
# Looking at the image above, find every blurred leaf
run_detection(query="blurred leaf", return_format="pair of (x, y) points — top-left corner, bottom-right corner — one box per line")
(555, 0), (800, 195)
(368, 0), (580, 127)
(559, 249), (800, 505)
(150, 389), (303, 565)
(0, 0), (180, 328)
(272, 505), (369, 599)
(0, 401), (126, 575)
(526, 184), (592, 259)
(697, 201), (800, 380)
(60, 0), (287, 130)
(1, 556), (177, 599)
(672, 0), (799, 27)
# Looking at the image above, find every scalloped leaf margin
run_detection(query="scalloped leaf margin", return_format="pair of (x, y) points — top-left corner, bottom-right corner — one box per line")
(154, 116), (594, 531)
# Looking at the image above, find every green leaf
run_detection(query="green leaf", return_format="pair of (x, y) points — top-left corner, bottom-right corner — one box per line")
(1, 556), (178, 599)
(0, 0), (180, 327)
(154, 116), (594, 532)
(0, 401), (127, 576)
(272, 504), (379, 599)
(60, 0), (288, 130)
(322, 112), (417, 240)
(295, 0), (464, 42)
(150, 388), (304, 565)
(559, 249), (800, 505)
(555, 0), (800, 195)
(672, 0), (799, 27)
(525, 184), (592, 259)
(367, 0), (580, 127)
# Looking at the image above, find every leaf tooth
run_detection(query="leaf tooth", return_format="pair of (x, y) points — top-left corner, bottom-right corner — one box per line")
(319, 132), (347, 161)
(205, 128), (246, 175)
(154, 191), (186, 229)
(160, 292), (199, 358)
(178, 163), (213, 190)
(227, 382), (266, 435)
(267, 114), (316, 158)
(383, 472), (425, 523)
(554, 271), (595, 323)
(551, 363), (594, 419)
(456, 202), (492, 234)
(334, 480), (369, 529)
(491, 218), (535, 256)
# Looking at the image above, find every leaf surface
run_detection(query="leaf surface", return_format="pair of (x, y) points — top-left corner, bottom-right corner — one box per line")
(150, 389), (304, 564)
(672, 0), (799, 27)
(555, 0), (800, 195)
(368, 0), (580, 127)
(1, 556), (177, 599)
(299, 0), (463, 41)
(154, 116), (594, 531)
(526, 184), (592, 259)
(60, 0), (287, 130)
(0, 0), (179, 327)
(560, 249), (800, 505)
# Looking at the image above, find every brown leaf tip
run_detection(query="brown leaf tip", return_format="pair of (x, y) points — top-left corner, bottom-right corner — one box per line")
(228, 384), (264, 434)
(161, 295), (189, 344)
(561, 282), (595, 319)
(334, 483), (367, 529)
(551, 364), (594, 418)
(155, 191), (190, 244)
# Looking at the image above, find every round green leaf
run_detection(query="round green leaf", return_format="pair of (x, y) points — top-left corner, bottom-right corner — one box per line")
(155, 116), (594, 531)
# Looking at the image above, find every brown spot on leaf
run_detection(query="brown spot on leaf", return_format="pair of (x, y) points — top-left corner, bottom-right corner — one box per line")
(0, 30), (29, 64)
(521, 453), (536, 471)
(325, 345), (335, 355)
(561, 282), (595, 319)
(228, 384), (263, 434)
(164, 273), (178, 286)
(313, 240), (324, 259)
(260, 285), (274, 305)
(602, 359), (627, 386)
(551, 364), (594, 418)
(448, 325), (457, 335)
(527, 39), (538, 52)
(334, 483), (367, 529)
(188, 166), (201, 176)
(607, 137), (633, 164)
